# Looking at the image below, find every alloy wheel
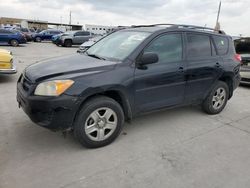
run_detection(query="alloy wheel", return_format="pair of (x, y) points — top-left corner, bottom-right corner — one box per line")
(212, 87), (226, 110)
(84, 107), (118, 141)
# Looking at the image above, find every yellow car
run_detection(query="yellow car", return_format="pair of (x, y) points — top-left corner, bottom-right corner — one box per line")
(0, 49), (16, 74)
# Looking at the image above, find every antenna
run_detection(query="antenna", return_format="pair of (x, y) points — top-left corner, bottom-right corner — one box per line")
(215, 1), (221, 30)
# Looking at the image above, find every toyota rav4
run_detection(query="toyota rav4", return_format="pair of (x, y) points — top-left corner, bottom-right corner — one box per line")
(17, 24), (241, 148)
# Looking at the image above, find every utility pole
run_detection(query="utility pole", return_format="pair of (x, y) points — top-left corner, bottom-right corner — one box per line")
(215, 1), (221, 31)
(69, 11), (72, 30)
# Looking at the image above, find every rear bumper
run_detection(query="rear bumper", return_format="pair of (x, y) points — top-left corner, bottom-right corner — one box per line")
(0, 65), (17, 74)
(17, 80), (79, 130)
(240, 67), (250, 84)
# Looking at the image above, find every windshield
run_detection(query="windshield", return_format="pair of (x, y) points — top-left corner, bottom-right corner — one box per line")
(39, 30), (46, 34)
(86, 31), (150, 61)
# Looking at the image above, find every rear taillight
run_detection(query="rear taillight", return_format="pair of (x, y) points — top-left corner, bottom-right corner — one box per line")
(234, 54), (242, 64)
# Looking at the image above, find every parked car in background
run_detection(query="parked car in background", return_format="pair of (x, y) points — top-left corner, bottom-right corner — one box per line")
(32, 29), (63, 42)
(0, 48), (16, 74)
(52, 33), (64, 45)
(57, 31), (94, 47)
(17, 24), (241, 148)
(0, 29), (26, 46)
(234, 37), (250, 84)
(15, 28), (35, 41)
(77, 35), (104, 53)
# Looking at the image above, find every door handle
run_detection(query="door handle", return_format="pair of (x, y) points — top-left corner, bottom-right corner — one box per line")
(178, 67), (184, 72)
(215, 62), (221, 68)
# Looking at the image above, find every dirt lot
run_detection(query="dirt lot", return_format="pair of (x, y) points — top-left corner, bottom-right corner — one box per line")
(0, 42), (250, 188)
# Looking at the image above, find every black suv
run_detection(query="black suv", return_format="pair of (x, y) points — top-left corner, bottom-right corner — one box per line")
(17, 24), (241, 148)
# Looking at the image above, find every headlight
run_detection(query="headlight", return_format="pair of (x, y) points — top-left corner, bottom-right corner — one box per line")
(34, 80), (74, 96)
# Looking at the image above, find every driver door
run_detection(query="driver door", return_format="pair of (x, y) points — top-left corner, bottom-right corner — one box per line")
(134, 33), (186, 113)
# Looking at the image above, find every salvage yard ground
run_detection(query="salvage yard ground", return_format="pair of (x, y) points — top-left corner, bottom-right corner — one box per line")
(0, 42), (250, 188)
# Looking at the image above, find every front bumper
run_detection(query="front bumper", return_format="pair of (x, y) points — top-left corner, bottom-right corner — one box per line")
(53, 38), (63, 45)
(17, 78), (80, 130)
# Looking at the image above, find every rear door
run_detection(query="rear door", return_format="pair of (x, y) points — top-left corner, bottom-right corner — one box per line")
(134, 32), (186, 112)
(184, 33), (224, 103)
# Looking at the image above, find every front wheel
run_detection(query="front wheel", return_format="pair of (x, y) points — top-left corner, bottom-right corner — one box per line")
(64, 40), (72, 47)
(74, 96), (124, 148)
(202, 81), (229, 114)
(35, 37), (41, 42)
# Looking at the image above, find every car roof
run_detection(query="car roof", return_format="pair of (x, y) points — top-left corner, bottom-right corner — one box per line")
(121, 24), (229, 37)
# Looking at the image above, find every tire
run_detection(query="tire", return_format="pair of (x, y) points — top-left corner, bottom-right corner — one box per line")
(64, 40), (72, 47)
(202, 81), (229, 114)
(10, 39), (19, 47)
(35, 37), (41, 42)
(74, 96), (125, 148)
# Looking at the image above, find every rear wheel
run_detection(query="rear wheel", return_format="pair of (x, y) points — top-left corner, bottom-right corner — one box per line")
(10, 39), (19, 47)
(202, 81), (229, 114)
(74, 96), (124, 148)
(64, 40), (72, 47)
(35, 37), (41, 42)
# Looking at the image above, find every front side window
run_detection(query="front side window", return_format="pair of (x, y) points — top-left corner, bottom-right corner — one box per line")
(144, 33), (183, 63)
(187, 34), (212, 58)
(87, 31), (150, 61)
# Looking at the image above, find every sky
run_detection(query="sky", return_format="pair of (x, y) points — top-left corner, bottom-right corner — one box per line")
(0, 0), (250, 36)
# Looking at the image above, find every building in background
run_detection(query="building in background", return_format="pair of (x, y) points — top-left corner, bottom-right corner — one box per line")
(85, 24), (115, 35)
(0, 17), (48, 30)
(0, 17), (82, 31)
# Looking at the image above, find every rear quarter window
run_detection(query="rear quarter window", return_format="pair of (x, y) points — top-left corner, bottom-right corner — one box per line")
(213, 36), (229, 55)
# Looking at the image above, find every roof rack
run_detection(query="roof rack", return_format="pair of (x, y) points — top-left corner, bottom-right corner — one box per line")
(131, 24), (226, 34)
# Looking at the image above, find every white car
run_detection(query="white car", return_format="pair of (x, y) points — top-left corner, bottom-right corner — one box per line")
(77, 35), (104, 53)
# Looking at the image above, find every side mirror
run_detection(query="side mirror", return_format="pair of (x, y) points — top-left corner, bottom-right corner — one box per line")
(139, 52), (159, 66)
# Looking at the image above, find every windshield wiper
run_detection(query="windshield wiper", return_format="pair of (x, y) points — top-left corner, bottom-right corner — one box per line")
(85, 52), (106, 60)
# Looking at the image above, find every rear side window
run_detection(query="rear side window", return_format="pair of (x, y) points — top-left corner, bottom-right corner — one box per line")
(21, 28), (29, 32)
(187, 34), (212, 58)
(75, 31), (90, 36)
(213, 36), (229, 55)
(82, 31), (90, 36)
(50, 31), (60, 35)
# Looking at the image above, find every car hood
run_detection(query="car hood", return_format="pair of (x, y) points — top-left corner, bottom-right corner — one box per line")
(25, 54), (117, 82)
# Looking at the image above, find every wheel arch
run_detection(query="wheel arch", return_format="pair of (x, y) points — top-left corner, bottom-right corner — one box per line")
(218, 74), (234, 99)
(73, 89), (133, 127)
(8, 38), (19, 44)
